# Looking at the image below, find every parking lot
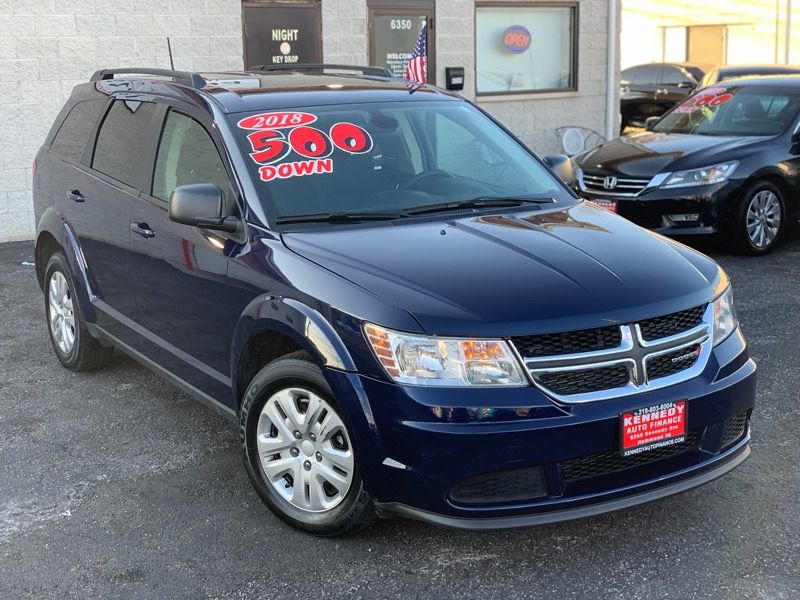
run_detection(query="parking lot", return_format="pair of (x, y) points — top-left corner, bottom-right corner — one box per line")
(0, 235), (798, 600)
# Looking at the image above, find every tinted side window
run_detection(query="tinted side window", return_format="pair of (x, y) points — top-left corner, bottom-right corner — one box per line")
(636, 65), (660, 85)
(50, 100), (105, 163)
(92, 100), (157, 188)
(621, 67), (639, 85)
(661, 66), (693, 86)
(151, 110), (235, 208)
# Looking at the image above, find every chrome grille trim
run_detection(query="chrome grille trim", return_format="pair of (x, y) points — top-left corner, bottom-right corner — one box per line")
(581, 173), (653, 198)
(511, 305), (714, 404)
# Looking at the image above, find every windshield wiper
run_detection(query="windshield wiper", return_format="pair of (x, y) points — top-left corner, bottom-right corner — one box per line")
(402, 196), (554, 216)
(275, 211), (400, 225)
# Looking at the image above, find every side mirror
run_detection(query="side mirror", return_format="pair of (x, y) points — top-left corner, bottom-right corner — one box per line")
(543, 154), (574, 183)
(677, 81), (695, 90)
(644, 116), (660, 131)
(169, 183), (239, 233)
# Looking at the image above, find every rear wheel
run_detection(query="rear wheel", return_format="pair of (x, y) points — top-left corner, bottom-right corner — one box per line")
(44, 253), (113, 371)
(240, 352), (375, 536)
(732, 181), (784, 255)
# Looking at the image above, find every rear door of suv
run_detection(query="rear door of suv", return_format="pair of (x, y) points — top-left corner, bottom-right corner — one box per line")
(127, 102), (246, 406)
(53, 97), (159, 339)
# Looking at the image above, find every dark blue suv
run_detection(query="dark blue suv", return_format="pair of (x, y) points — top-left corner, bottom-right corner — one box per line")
(33, 66), (756, 536)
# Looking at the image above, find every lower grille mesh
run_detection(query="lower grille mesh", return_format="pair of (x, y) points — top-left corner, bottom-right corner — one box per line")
(561, 431), (700, 482)
(720, 412), (748, 449)
(449, 466), (547, 505)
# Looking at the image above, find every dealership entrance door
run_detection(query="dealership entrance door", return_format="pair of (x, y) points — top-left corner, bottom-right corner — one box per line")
(368, 0), (435, 83)
(242, 1), (322, 69)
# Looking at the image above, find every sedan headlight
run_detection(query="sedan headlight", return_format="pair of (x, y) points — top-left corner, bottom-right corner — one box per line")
(364, 323), (527, 387)
(660, 161), (738, 189)
(712, 285), (738, 345)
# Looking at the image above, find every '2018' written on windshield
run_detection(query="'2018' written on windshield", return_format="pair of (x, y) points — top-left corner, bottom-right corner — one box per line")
(237, 111), (373, 182)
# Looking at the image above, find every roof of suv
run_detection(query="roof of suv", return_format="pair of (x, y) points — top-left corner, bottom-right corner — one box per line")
(88, 66), (460, 114)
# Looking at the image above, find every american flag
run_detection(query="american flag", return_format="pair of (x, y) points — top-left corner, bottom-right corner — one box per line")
(405, 23), (427, 83)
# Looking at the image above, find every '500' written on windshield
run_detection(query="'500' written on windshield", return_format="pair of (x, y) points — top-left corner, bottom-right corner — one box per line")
(237, 111), (373, 183)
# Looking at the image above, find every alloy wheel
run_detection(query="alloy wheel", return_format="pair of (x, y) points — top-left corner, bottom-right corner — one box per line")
(745, 190), (782, 249)
(48, 271), (75, 355)
(256, 387), (354, 513)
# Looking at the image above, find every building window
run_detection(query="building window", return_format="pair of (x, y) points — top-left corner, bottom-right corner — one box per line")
(475, 3), (578, 96)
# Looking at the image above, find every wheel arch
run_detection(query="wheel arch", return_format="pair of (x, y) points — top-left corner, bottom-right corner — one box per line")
(231, 295), (357, 412)
(35, 212), (98, 323)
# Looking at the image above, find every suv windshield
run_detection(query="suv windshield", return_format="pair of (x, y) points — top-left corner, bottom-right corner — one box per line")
(228, 101), (573, 224)
(653, 85), (800, 136)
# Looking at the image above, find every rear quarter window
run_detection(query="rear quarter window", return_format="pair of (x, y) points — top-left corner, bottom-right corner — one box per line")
(49, 100), (106, 163)
(92, 100), (158, 188)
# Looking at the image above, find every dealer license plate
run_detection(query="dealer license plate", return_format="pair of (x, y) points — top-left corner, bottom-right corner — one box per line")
(619, 400), (687, 457)
(587, 198), (617, 213)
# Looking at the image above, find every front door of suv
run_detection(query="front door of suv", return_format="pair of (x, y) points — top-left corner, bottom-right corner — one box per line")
(128, 105), (244, 405)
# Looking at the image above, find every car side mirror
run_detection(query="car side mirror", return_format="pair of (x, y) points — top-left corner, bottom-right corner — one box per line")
(169, 183), (239, 233)
(677, 81), (695, 89)
(543, 154), (574, 183)
(644, 116), (660, 131)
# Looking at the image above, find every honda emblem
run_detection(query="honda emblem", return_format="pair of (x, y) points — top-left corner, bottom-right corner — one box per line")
(603, 176), (618, 190)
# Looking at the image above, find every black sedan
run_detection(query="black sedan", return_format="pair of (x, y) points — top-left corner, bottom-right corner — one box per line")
(574, 76), (800, 254)
(699, 64), (800, 89)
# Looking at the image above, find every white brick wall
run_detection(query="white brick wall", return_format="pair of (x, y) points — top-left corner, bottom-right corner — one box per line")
(321, 0), (367, 65)
(0, 0), (243, 242)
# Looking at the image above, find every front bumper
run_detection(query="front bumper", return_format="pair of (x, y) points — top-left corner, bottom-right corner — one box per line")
(576, 181), (743, 235)
(324, 328), (756, 528)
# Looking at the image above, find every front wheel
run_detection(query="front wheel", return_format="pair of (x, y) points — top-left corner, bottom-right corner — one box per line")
(732, 181), (785, 255)
(240, 352), (375, 536)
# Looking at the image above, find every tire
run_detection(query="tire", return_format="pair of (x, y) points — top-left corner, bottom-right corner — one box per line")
(731, 180), (785, 255)
(44, 253), (114, 371)
(240, 351), (376, 536)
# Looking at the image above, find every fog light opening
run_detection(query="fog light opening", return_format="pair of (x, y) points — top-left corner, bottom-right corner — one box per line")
(667, 213), (701, 223)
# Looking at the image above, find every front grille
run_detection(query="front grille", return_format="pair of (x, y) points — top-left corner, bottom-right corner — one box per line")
(538, 364), (630, 396)
(449, 466), (547, 505)
(720, 412), (748, 449)
(639, 305), (706, 341)
(512, 304), (709, 402)
(561, 431), (701, 482)
(583, 173), (650, 196)
(512, 326), (621, 358)
(646, 345), (701, 380)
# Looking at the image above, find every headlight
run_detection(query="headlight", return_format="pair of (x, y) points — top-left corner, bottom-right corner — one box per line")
(364, 323), (527, 387)
(660, 161), (738, 189)
(712, 286), (738, 345)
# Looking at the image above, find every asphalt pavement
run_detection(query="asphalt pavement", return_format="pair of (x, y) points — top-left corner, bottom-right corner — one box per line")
(0, 234), (798, 600)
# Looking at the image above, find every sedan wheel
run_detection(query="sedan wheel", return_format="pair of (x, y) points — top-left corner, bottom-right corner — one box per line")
(256, 387), (354, 513)
(745, 190), (782, 250)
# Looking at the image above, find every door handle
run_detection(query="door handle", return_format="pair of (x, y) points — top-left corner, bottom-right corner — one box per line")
(67, 189), (85, 203)
(656, 88), (668, 95)
(131, 222), (156, 239)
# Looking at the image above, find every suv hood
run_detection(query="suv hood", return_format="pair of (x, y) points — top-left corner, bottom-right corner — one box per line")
(578, 131), (770, 177)
(282, 203), (721, 337)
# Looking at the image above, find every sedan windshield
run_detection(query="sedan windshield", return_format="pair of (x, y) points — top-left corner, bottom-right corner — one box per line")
(653, 85), (800, 136)
(228, 101), (573, 224)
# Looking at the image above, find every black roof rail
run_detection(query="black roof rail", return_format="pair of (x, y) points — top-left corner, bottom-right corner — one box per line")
(90, 68), (207, 89)
(250, 63), (394, 78)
